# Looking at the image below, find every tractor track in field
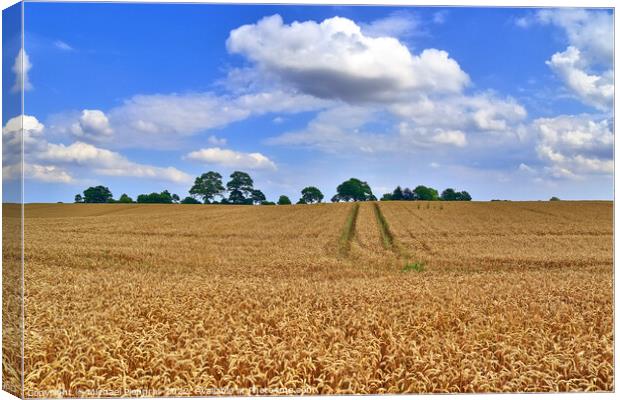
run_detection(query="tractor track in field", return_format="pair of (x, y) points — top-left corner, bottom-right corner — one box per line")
(338, 203), (360, 256)
(372, 203), (416, 264)
(372, 202), (394, 250)
(338, 202), (423, 268)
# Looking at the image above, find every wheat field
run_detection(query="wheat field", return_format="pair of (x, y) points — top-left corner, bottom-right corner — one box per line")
(9, 201), (614, 396)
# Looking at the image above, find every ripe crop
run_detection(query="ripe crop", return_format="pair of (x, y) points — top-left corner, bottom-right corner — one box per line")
(7, 201), (613, 396)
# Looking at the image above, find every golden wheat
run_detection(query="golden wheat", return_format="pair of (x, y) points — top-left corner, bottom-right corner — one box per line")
(11, 201), (613, 396)
(3, 204), (23, 398)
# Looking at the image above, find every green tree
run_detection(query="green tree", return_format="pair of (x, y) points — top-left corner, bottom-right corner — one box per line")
(413, 185), (439, 201)
(300, 186), (324, 204)
(189, 171), (225, 204)
(118, 193), (133, 203)
(228, 190), (246, 205)
(550, 196), (560, 201)
(181, 196), (201, 204)
(172, 194), (180, 203)
(251, 189), (266, 205)
(333, 178), (375, 202)
(226, 171), (254, 204)
(160, 190), (173, 203)
(440, 188), (457, 201)
(74, 194), (83, 203)
(441, 188), (471, 201)
(277, 195), (292, 205)
(403, 187), (414, 201)
(136, 190), (174, 203)
(392, 186), (404, 201)
(455, 191), (472, 201)
(83, 186), (113, 203)
(380, 193), (393, 201)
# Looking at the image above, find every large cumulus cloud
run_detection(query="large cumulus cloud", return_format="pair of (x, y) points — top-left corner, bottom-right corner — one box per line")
(226, 14), (469, 103)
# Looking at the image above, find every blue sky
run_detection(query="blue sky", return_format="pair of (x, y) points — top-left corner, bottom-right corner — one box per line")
(2, 3), (614, 202)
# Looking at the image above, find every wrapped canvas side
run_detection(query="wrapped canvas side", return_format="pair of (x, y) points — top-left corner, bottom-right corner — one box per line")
(2, 2), (24, 398)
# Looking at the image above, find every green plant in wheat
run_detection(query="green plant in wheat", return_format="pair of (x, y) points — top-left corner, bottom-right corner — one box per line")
(402, 261), (425, 272)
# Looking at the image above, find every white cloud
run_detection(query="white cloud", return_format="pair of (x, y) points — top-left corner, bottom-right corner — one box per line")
(70, 90), (329, 148)
(47, 89), (329, 150)
(2, 115), (74, 183)
(470, 96), (527, 132)
(233, 90), (329, 114)
(398, 124), (467, 148)
(514, 16), (531, 28)
(54, 40), (74, 51)
(207, 135), (227, 146)
(2, 115), (192, 184)
(70, 109), (114, 139)
(433, 11), (447, 24)
(12, 48), (32, 93)
(227, 14), (469, 102)
(520, 9), (613, 110)
(2, 163), (74, 183)
(96, 165), (191, 183)
(546, 46), (613, 111)
(1, 163), (21, 181)
(185, 147), (277, 170)
(361, 11), (420, 38)
(3, 114), (46, 166)
(41, 141), (125, 165)
(533, 114), (613, 178)
(544, 165), (578, 180)
(266, 106), (389, 153)
(268, 104), (472, 154)
(39, 141), (192, 183)
(46, 15), (519, 155)
(390, 92), (527, 133)
(115, 93), (248, 136)
(3, 114), (45, 143)
(25, 164), (74, 183)
(431, 129), (467, 147)
(536, 9), (612, 66)
(518, 163), (536, 174)
(231, 14), (527, 157)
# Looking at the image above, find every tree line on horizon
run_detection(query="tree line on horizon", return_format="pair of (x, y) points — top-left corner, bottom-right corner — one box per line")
(381, 186), (471, 202)
(73, 170), (473, 204)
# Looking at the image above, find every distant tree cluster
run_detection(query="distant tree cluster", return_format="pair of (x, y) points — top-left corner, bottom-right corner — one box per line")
(136, 190), (180, 204)
(118, 193), (133, 203)
(277, 195), (292, 205)
(189, 171), (269, 205)
(298, 186), (324, 204)
(74, 186), (114, 203)
(181, 196), (201, 204)
(74, 174), (471, 205)
(74, 186), (181, 204)
(439, 188), (472, 201)
(331, 178), (376, 202)
(380, 185), (471, 201)
(187, 173), (376, 205)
